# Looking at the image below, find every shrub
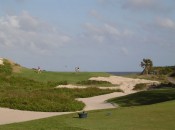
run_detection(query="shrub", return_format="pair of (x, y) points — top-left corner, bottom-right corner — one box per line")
(76, 80), (112, 85)
(0, 59), (12, 76)
(47, 80), (68, 87)
(133, 83), (148, 90)
(149, 83), (175, 89)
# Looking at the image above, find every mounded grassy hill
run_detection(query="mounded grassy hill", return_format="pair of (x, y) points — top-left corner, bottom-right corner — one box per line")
(0, 58), (118, 112)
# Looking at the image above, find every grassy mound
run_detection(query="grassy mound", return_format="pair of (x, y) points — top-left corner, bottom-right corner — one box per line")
(108, 88), (175, 107)
(0, 59), (117, 112)
(0, 74), (117, 112)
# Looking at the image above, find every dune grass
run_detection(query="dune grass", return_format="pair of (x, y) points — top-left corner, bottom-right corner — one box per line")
(1, 100), (175, 130)
(76, 80), (118, 87)
(0, 75), (117, 112)
(0, 61), (117, 112)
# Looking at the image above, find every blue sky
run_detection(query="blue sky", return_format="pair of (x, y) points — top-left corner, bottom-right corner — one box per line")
(0, 0), (175, 72)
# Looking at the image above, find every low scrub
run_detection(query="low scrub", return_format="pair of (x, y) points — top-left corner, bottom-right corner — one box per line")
(0, 89), (84, 112)
(132, 83), (148, 91)
(76, 80), (116, 87)
(149, 82), (175, 89)
(0, 87), (118, 112)
(0, 59), (12, 76)
(0, 75), (117, 112)
(72, 87), (122, 98)
(153, 66), (175, 75)
(0, 64), (117, 112)
(47, 80), (68, 87)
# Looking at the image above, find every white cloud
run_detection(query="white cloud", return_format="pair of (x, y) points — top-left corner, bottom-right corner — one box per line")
(104, 24), (120, 36)
(83, 23), (134, 44)
(124, 0), (155, 7)
(120, 47), (129, 56)
(89, 10), (103, 20)
(156, 18), (175, 29)
(0, 12), (71, 54)
(122, 0), (174, 13)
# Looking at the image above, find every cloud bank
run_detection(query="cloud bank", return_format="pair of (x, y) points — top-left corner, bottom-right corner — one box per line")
(0, 12), (71, 54)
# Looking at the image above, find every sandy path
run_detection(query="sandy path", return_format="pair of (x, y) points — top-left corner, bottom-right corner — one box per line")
(77, 76), (159, 110)
(0, 76), (159, 125)
(0, 108), (72, 125)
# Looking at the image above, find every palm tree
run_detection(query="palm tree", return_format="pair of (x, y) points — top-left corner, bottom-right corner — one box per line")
(140, 59), (153, 75)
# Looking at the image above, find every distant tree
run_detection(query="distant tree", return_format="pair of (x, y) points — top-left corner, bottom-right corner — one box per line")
(140, 59), (153, 75)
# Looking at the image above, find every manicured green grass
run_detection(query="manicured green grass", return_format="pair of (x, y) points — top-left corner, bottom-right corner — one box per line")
(1, 100), (175, 130)
(108, 88), (175, 107)
(13, 68), (111, 84)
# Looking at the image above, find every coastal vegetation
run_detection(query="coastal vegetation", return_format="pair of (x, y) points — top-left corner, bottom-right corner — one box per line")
(0, 58), (175, 129)
(76, 80), (117, 87)
(0, 59), (117, 112)
(140, 58), (153, 75)
(153, 66), (175, 75)
(132, 83), (148, 90)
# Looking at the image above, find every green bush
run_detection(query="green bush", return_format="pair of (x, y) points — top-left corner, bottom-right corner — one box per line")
(77, 80), (112, 86)
(0, 89), (85, 112)
(153, 66), (175, 75)
(133, 83), (147, 90)
(47, 80), (68, 87)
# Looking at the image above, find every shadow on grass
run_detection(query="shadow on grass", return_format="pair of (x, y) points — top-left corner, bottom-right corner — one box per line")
(108, 88), (175, 107)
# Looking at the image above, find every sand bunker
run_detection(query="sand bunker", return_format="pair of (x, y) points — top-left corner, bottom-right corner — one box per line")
(57, 76), (159, 94)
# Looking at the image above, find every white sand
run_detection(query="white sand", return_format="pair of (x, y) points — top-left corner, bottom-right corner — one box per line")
(77, 76), (159, 110)
(0, 108), (72, 125)
(0, 76), (159, 125)
(0, 58), (3, 65)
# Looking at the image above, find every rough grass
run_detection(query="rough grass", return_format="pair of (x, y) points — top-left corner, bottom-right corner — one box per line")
(0, 75), (117, 112)
(132, 83), (148, 90)
(1, 100), (175, 130)
(108, 88), (175, 107)
(0, 61), (116, 112)
(76, 80), (117, 87)
(0, 59), (12, 76)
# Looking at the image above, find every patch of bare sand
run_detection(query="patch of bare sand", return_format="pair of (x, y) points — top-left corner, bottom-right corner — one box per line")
(0, 58), (3, 65)
(0, 108), (72, 125)
(77, 76), (159, 110)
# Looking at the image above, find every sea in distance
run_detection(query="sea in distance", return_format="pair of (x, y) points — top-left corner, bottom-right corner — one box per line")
(107, 72), (140, 76)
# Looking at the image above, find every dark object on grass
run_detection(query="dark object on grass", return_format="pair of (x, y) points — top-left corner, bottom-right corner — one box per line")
(78, 111), (87, 118)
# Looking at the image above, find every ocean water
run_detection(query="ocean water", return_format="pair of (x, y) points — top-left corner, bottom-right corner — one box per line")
(107, 72), (140, 76)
